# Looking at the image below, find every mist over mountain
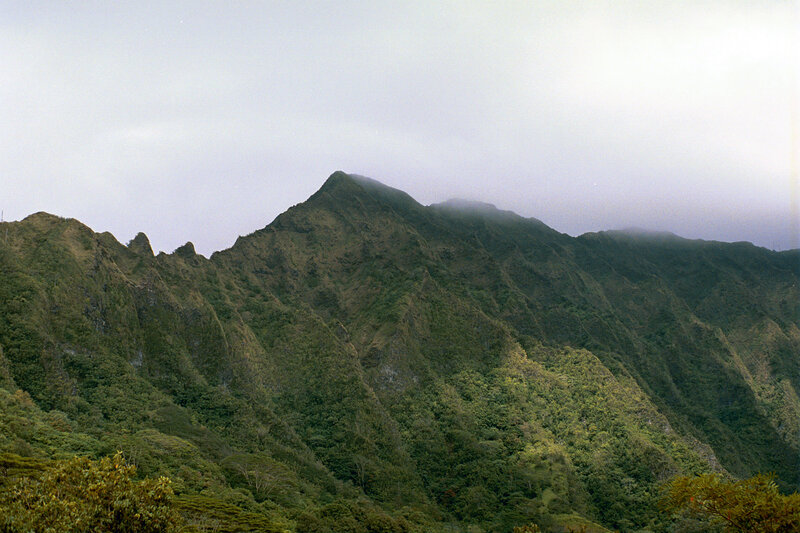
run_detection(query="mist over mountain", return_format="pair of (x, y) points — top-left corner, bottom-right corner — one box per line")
(1, 172), (798, 532)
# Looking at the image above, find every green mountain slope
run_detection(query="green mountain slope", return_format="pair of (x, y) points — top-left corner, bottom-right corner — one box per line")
(0, 171), (797, 532)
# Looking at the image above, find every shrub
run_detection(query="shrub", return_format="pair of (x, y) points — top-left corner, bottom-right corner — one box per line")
(662, 473), (800, 532)
(0, 452), (182, 532)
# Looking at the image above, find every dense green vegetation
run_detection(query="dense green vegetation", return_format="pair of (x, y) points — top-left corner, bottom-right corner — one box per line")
(0, 452), (180, 532)
(663, 473), (800, 531)
(0, 171), (798, 531)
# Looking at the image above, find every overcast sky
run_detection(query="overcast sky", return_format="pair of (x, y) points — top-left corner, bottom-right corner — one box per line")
(2, 1), (798, 255)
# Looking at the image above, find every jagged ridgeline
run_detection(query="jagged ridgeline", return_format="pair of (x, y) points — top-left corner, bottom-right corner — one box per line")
(0, 171), (798, 532)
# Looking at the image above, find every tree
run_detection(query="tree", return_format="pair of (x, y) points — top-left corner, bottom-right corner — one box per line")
(221, 453), (294, 501)
(0, 452), (182, 533)
(662, 473), (800, 532)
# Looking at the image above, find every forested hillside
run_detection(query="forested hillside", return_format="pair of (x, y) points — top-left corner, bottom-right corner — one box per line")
(1, 172), (798, 532)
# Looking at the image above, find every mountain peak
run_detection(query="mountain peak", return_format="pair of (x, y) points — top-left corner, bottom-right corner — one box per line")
(20, 211), (73, 230)
(582, 228), (688, 245)
(442, 198), (495, 209)
(434, 198), (507, 214)
(431, 198), (531, 223)
(311, 170), (365, 199)
(173, 241), (196, 258)
(23, 211), (62, 223)
(618, 227), (681, 239)
(321, 169), (352, 187)
(307, 171), (422, 214)
(127, 232), (154, 256)
(317, 171), (404, 195)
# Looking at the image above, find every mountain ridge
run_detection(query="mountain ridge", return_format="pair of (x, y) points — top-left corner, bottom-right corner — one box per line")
(1, 171), (798, 532)
(11, 172), (793, 257)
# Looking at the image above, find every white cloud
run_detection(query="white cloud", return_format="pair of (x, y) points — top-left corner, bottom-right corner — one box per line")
(1, 1), (797, 253)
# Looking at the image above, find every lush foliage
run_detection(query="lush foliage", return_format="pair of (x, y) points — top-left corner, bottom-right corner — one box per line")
(0, 452), (181, 533)
(663, 473), (800, 532)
